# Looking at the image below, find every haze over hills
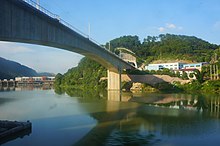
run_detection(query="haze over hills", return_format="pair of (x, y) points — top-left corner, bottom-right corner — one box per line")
(0, 57), (55, 80)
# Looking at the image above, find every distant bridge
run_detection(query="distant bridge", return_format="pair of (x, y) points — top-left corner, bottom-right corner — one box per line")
(0, 0), (135, 90)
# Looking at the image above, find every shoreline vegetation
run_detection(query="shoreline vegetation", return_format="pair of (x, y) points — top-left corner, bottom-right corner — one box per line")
(55, 34), (220, 95)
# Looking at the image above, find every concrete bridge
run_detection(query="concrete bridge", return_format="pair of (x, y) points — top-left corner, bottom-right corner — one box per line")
(0, 0), (135, 90)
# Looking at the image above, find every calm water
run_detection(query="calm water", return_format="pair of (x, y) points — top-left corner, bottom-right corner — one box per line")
(0, 87), (220, 146)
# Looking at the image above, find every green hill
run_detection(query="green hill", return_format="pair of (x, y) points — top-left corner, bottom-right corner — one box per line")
(106, 34), (219, 64)
(56, 34), (220, 90)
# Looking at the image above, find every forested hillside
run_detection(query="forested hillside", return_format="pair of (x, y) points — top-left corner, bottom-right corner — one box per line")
(106, 34), (219, 64)
(0, 57), (38, 79)
(55, 34), (220, 90)
(54, 57), (107, 90)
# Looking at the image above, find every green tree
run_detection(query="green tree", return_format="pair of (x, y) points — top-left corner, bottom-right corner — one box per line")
(182, 71), (189, 80)
(55, 57), (107, 90)
(54, 73), (63, 86)
(194, 69), (204, 83)
(189, 73), (194, 78)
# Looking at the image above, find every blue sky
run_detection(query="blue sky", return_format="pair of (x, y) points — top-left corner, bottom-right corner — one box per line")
(1, 0), (220, 73)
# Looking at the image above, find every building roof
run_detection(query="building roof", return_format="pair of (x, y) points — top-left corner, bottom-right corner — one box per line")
(179, 68), (197, 71)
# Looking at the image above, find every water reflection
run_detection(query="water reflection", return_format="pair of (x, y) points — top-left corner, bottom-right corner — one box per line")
(0, 85), (53, 92)
(1, 87), (220, 146)
(73, 92), (220, 146)
(0, 128), (31, 145)
(130, 93), (219, 117)
(66, 90), (220, 145)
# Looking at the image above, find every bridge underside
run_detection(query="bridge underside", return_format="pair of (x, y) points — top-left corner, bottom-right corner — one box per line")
(0, 0), (135, 90)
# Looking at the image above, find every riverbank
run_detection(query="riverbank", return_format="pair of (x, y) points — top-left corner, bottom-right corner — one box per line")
(0, 120), (32, 145)
(127, 80), (220, 95)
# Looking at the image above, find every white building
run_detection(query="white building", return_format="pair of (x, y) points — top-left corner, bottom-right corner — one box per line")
(145, 62), (185, 71)
(183, 62), (208, 71)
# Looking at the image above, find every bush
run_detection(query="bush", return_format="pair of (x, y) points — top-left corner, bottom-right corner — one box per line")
(202, 80), (220, 94)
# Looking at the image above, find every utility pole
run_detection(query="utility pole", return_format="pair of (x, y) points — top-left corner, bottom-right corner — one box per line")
(88, 23), (90, 39)
(210, 53), (219, 80)
(214, 64), (216, 80)
(36, 0), (40, 9)
(109, 41), (111, 51)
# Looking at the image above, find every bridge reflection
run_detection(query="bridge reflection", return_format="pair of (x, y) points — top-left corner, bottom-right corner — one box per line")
(74, 92), (220, 146)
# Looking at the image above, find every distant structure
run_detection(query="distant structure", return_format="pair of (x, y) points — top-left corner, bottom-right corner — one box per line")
(182, 62), (208, 71)
(210, 53), (219, 80)
(145, 62), (209, 79)
(15, 76), (55, 86)
(117, 47), (138, 68)
(145, 62), (185, 71)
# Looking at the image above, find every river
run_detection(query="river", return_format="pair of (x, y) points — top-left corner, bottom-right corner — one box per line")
(0, 87), (220, 146)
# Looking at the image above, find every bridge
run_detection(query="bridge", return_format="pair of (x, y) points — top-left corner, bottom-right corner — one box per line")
(0, 0), (135, 90)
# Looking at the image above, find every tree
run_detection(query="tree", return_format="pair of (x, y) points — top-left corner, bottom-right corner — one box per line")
(194, 69), (204, 83)
(55, 57), (107, 90)
(182, 71), (189, 80)
(189, 73), (194, 79)
(54, 73), (63, 86)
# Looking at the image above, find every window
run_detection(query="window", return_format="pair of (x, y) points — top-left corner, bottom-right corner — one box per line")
(196, 65), (200, 67)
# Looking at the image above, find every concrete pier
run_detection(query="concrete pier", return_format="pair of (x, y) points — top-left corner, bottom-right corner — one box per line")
(107, 70), (121, 91)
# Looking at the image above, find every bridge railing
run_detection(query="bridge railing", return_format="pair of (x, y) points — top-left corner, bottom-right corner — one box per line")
(22, 0), (59, 19)
(21, 0), (127, 63)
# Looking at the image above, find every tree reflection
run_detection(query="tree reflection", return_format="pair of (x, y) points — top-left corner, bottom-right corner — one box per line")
(55, 86), (107, 102)
(194, 95), (208, 112)
(54, 86), (65, 95)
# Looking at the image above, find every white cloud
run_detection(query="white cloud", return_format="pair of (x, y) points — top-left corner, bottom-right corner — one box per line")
(158, 23), (183, 33)
(158, 27), (166, 32)
(0, 42), (34, 54)
(166, 23), (176, 29)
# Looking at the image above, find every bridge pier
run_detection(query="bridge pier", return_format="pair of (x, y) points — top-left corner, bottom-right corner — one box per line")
(107, 70), (121, 91)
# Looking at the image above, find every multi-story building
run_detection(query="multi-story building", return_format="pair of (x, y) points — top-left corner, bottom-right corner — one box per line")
(145, 62), (185, 71)
(182, 62), (208, 71)
(145, 62), (209, 79)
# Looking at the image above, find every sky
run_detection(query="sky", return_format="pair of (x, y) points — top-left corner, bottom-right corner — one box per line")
(1, 0), (220, 74)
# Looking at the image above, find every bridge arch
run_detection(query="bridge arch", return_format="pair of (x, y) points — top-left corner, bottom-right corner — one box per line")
(0, 0), (135, 90)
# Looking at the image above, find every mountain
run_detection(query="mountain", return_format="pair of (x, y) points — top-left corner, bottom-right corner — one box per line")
(38, 72), (56, 77)
(0, 57), (38, 79)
